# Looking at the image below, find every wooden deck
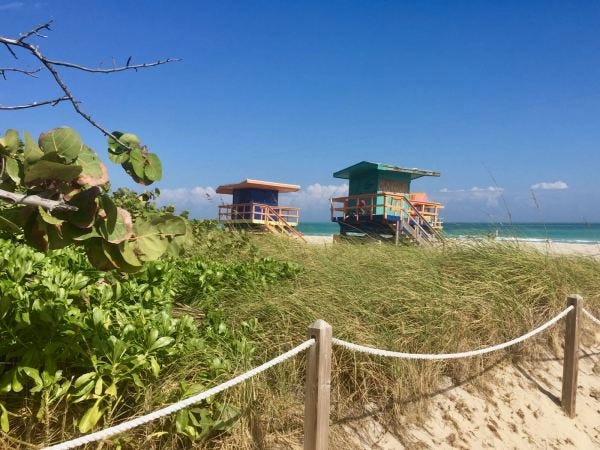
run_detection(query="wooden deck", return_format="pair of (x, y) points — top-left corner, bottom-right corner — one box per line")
(218, 203), (304, 240)
(330, 192), (443, 244)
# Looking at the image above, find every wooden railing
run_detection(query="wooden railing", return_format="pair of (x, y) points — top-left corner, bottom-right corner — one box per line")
(219, 203), (300, 227)
(330, 192), (443, 230)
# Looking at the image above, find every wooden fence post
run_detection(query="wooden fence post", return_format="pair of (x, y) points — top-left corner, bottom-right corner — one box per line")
(304, 319), (332, 450)
(561, 294), (582, 418)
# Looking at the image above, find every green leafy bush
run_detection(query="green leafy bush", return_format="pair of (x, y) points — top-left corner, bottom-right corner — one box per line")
(0, 238), (260, 445)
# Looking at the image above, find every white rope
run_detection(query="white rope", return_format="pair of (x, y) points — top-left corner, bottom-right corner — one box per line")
(43, 339), (315, 450)
(332, 306), (573, 360)
(583, 308), (600, 327)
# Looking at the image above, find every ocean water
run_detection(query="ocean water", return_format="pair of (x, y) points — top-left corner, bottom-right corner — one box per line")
(297, 222), (600, 244)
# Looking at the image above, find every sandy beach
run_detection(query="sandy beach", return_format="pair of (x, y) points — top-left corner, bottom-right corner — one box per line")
(303, 234), (600, 258)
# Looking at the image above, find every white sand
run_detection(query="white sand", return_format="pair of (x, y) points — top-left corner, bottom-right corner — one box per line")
(342, 331), (600, 449)
(303, 234), (600, 258)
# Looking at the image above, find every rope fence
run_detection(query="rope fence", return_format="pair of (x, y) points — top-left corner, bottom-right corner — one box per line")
(43, 339), (316, 450)
(583, 308), (600, 327)
(332, 306), (573, 360)
(40, 295), (600, 450)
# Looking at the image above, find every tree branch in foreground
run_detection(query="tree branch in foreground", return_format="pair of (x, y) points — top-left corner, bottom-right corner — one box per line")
(0, 188), (78, 212)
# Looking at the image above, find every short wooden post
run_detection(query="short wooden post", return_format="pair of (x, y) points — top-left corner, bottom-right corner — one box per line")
(304, 320), (332, 450)
(561, 294), (582, 418)
(395, 220), (400, 246)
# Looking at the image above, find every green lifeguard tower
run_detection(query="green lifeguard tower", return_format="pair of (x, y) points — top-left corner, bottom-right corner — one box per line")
(330, 161), (443, 244)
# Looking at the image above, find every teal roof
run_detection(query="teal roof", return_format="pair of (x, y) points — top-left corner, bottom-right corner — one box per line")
(333, 161), (441, 180)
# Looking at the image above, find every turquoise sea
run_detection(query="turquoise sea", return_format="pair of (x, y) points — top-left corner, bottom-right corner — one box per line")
(297, 222), (600, 244)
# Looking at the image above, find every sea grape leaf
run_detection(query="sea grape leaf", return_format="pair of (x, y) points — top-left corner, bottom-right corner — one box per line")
(108, 151), (130, 164)
(24, 160), (83, 183)
(38, 206), (64, 225)
(108, 131), (140, 153)
(23, 132), (44, 163)
(119, 240), (143, 267)
(0, 214), (20, 233)
(144, 153), (162, 181)
(98, 201), (133, 244)
(2, 129), (21, 155)
(62, 187), (100, 229)
(133, 220), (168, 261)
(24, 215), (48, 253)
(63, 222), (100, 241)
(129, 148), (146, 179)
(76, 146), (109, 187)
(84, 238), (117, 271)
(4, 157), (21, 184)
(103, 241), (141, 272)
(38, 127), (83, 163)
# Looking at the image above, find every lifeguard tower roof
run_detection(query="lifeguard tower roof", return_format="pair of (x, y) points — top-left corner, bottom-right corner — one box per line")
(333, 161), (440, 180)
(216, 179), (300, 195)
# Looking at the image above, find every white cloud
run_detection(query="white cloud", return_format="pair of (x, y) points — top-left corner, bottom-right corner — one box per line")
(530, 181), (568, 190)
(0, 2), (24, 11)
(282, 183), (348, 220)
(438, 186), (505, 207)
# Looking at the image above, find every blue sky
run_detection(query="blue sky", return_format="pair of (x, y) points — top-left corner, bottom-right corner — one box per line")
(1, 1), (599, 222)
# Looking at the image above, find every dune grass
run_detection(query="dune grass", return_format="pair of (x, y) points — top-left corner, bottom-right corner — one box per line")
(195, 237), (600, 448)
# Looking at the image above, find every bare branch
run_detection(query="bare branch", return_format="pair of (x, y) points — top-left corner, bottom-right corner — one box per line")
(0, 188), (78, 212)
(0, 67), (41, 79)
(0, 20), (179, 146)
(0, 96), (69, 110)
(17, 21), (53, 42)
(45, 56), (181, 74)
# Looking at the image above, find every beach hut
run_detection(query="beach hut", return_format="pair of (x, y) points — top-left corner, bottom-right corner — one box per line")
(217, 179), (304, 239)
(330, 161), (444, 244)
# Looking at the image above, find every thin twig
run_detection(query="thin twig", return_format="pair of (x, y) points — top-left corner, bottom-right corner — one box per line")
(45, 57), (181, 74)
(0, 67), (40, 79)
(0, 96), (68, 110)
(0, 20), (179, 145)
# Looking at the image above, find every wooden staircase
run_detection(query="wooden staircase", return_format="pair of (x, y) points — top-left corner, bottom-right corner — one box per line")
(263, 205), (306, 242)
(389, 198), (443, 246)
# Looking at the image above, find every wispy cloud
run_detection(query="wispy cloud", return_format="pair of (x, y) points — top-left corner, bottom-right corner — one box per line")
(530, 181), (568, 190)
(0, 1), (24, 11)
(438, 186), (505, 206)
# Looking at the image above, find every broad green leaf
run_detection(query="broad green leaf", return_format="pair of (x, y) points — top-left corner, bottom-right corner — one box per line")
(38, 206), (64, 225)
(0, 403), (9, 432)
(150, 356), (160, 377)
(144, 153), (162, 182)
(24, 160), (83, 183)
(105, 382), (117, 397)
(23, 131), (44, 163)
(4, 157), (21, 184)
(74, 372), (96, 388)
(119, 240), (143, 267)
(83, 238), (117, 270)
(38, 127), (83, 163)
(3, 129), (21, 155)
(78, 402), (103, 433)
(63, 188), (100, 229)
(133, 220), (168, 261)
(108, 150), (129, 164)
(129, 148), (146, 179)
(19, 367), (43, 389)
(148, 336), (174, 352)
(24, 215), (48, 253)
(76, 146), (109, 187)
(0, 214), (20, 233)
